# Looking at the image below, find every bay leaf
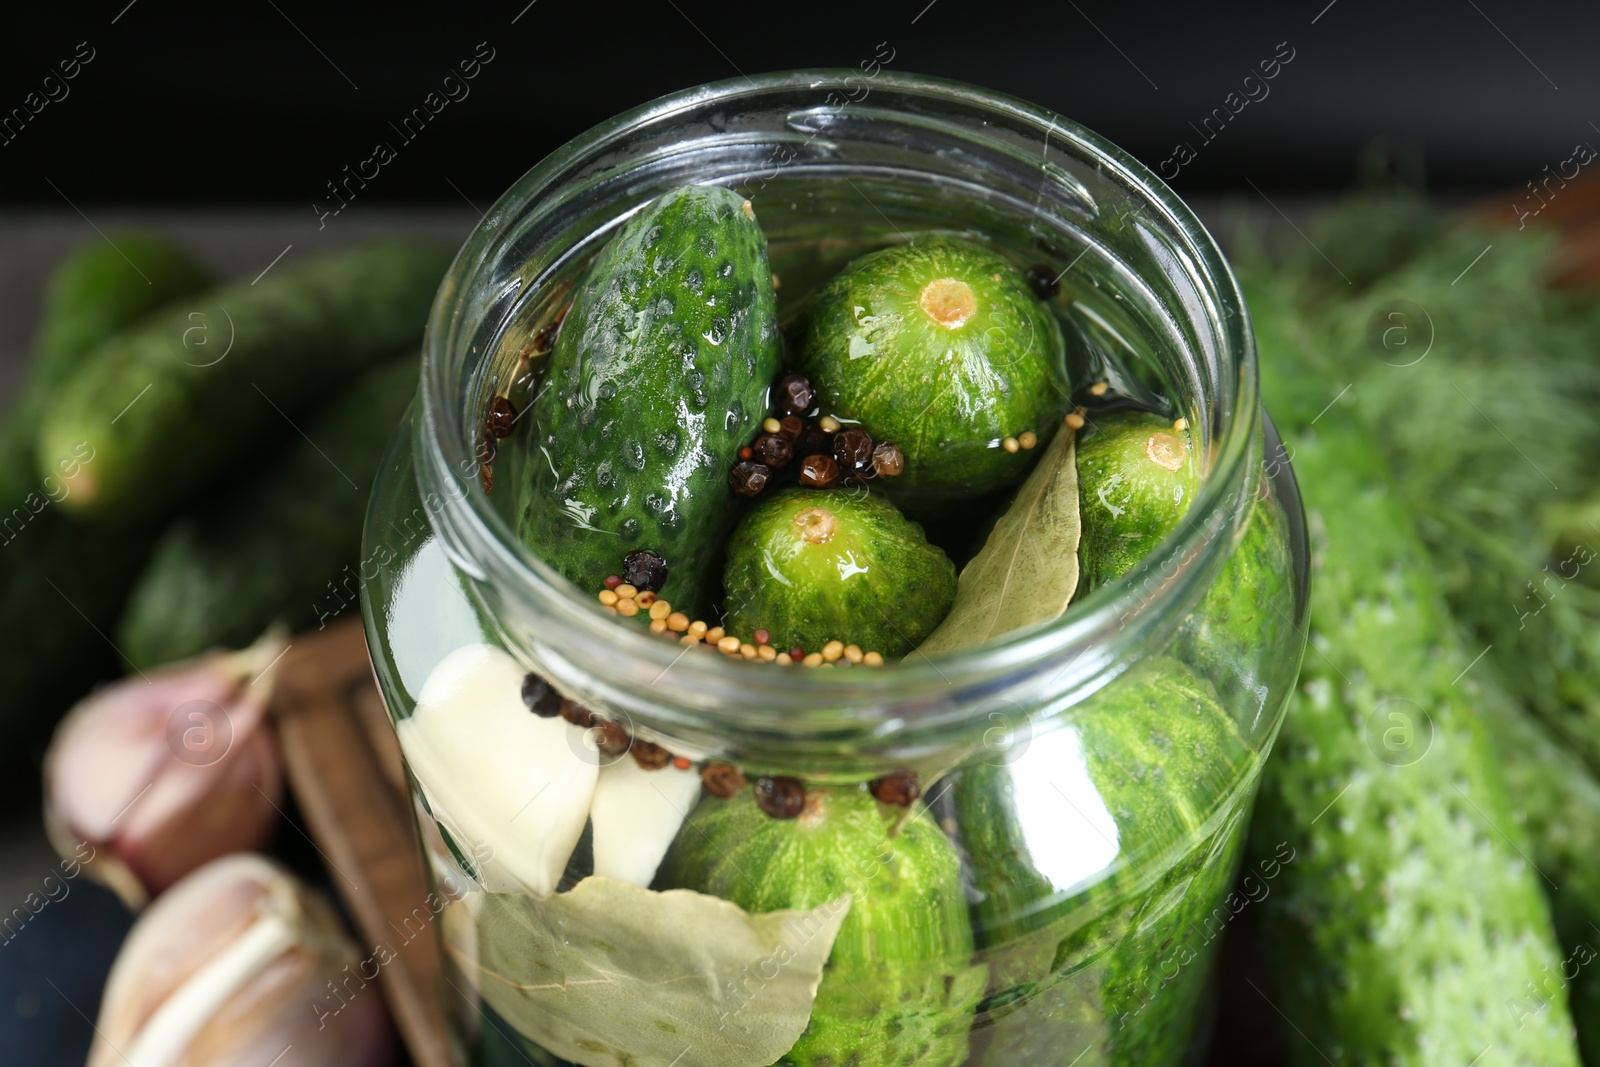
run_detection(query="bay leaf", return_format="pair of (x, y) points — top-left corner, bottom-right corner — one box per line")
(914, 424), (1080, 656)
(455, 876), (851, 1067)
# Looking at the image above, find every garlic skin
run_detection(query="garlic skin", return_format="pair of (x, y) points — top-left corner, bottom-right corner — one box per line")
(589, 755), (701, 887)
(397, 644), (598, 895)
(90, 854), (392, 1067)
(43, 631), (287, 909)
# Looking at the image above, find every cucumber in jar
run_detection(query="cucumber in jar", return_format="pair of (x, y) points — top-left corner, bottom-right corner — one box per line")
(517, 185), (782, 617)
(656, 784), (984, 1067)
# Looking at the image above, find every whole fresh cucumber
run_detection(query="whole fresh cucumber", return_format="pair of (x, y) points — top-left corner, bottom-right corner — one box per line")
(1075, 410), (1199, 592)
(794, 237), (1068, 510)
(116, 355), (419, 669)
(955, 658), (1255, 1066)
(517, 185), (781, 617)
(1245, 275), (1581, 1065)
(721, 486), (956, 656)
(0, 235), (212, 757)
(657, 784), (982, 1067)
(37, 239), (451, 521)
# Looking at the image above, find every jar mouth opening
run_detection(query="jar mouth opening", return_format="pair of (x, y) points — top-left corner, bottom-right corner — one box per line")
(417, 68), (1261, 719)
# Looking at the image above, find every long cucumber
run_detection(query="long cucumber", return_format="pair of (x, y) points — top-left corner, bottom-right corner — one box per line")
(1244, 273), (1581, 1064)
(116, 355), (419, 669)
(38, 239), (451, 521)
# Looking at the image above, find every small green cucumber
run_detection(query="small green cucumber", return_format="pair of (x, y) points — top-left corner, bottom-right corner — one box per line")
(656, 785), (981, 1067)
(721, 487), (956, 655)
(116, 356), (419, 668)
(794, 238), (1068, 508)
(1075, 411), (1199, 592)
(38, 239), (451, 521)
(518, 186), (781, 618)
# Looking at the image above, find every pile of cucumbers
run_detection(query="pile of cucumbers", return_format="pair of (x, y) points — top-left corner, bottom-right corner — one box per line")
(0, 234), (453, 767)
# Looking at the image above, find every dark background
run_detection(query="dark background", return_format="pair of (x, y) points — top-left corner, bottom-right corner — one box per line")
(1, 0), (1594, 209)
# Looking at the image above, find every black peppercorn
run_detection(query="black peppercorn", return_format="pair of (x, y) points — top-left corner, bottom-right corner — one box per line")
(773, 373), (816, 416)
(833, 428), (874, 473)
(871, 441), (906, 478)
(593, 718), (632, 757)
(798, 454), (842, 489)
(521, 674), (563, 718)
(631, 740), (672, 770)
(701, 762), (747, 797)
(752, 433), (794, 469)
(778, 415), (804, 440)
(559, 700), (595, 729)
(622, 550), (669, 593)
(1025, 264), (1060, 301)
(793, 425), (833, 458)
(486, 395), (518, 438)
(753, 775), (807, 819)
(729, 461), (771, 496)
(869, 770), (921, 807)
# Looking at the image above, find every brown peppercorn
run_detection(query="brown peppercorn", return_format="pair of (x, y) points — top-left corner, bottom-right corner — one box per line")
(479, 463), (493, 494)
(798, 454), (842, 489)
(729, 461), (771, 497)
(531, 321), (560, 354)
(559, 700), (595, 729)
(701, 762), (747, 798)
(593, 718), (632, 757)
(1025, 264), (1061, 301)
(603, 574), (622, 589)
(751, 433), (794, 469)
(520, 674), (563, 718)
(753, 776), (807, 819)
(486, 395), (518, 438)
(773, 373), (816, 416)
(870, 770), (922, 807)
(622, 550), (669, 593)
(793, 425), (833, 458)
(778, 415), (804, 440)
(630, 740), (672, 770)
(833, 428), (874, 473)
(871, 441), (905, 478)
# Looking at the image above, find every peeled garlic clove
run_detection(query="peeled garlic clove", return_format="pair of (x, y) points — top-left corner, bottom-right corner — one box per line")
(590, 754), (701, 887)
(43, 630), (287, 909)
(90, 854), (392, 1067)
(397, 644), (598, 895)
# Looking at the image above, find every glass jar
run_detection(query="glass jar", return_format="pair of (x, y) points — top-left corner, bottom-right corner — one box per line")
(361, 70), (1307, 1067)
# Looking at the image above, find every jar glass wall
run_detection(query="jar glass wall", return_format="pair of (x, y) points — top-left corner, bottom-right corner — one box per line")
(361, 70), (1308, 1067)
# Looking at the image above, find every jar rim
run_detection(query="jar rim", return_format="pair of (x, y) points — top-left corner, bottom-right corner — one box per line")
(416, 68), (1265, 734)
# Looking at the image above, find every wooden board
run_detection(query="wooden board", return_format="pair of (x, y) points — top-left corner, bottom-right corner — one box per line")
(269, 618), (452, 1067)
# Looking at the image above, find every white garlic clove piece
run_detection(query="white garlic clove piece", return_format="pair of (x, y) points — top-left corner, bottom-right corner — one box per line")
(397, 644), (598, 896)
(89, 854), (392, 1067)
(589, 753), (702, 888)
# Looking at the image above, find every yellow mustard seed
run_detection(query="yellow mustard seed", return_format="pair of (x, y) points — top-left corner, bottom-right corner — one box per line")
(864, 651), (884, 667)
(776, 652), (793, 665)
(771, 272), (781, 290)
(1173, 417), (1189, 432)
(762, 416), (782, 434)
(819, 415), (841, 433)
(636, 590), (657, 607)
(681, 633), (701, 646)
(1002, 437), (1020, 453)
(707, 626), (726, 643)
(649, 618), (668, 634)
(604, 606), (619, 615)
(1065, 412), (1086, 430)
(615, 584), (638, 600)
(616, 599), (639, 617)
(740, 643), (758, 660)
(688, 620), (708, 638)
(758, 644), (778, 661)
(649, 600), (671, 621)
(717, 635), (741, 654)
(1018, 430), (1038, 450)
(598, 589), (619, 606)
(803, 652), (823, 667)
(1090, 381), (1109, 397)
(667, 612), (689, 632)
(821, 639), (844, 662)
(844, 644), (864, 664)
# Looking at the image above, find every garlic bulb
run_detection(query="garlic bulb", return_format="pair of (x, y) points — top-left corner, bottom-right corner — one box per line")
(43, 631), (286, 909)
(396, 644), (598, 895)
(89, 854), (392, 1067)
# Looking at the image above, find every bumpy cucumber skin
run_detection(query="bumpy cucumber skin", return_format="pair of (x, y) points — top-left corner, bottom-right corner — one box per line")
(657, 786), (980, 1067)
(955, 659), (1256, 1066)
(0, 235), (211, 757)
(722, 487), (956, 656)
(794, 238), (1068, 509)
(38, 239), (451, 521)
(1246, 277), (1581, 1066)
(518, 186), (780, 618)
(116, 356), (419, 669)
(1075, 411), (1199, 593)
